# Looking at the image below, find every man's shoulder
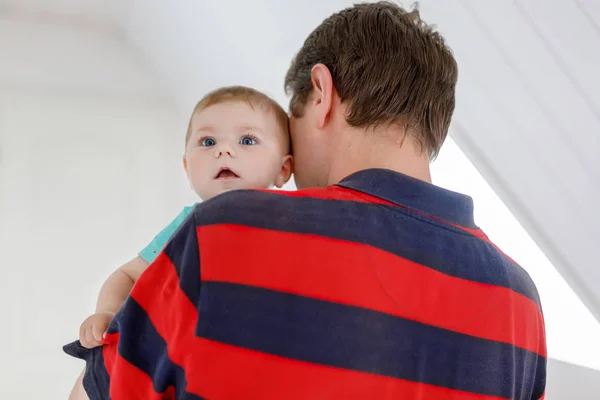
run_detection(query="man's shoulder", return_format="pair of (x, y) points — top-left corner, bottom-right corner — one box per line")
(194, 187), (324, 209)
(198, 187), (342, 208)
(479, 233), (543, 305)
(191, 187), (346, 227)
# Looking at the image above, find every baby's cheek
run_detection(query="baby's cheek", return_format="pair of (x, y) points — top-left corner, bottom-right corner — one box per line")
(191, 178), (213, 200)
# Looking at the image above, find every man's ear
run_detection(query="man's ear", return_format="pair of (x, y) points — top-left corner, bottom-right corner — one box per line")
(310, 63), (334, 129)
(275, 155), (294, 188)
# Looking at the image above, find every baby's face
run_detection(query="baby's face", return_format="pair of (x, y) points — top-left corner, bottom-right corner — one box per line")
(184, 100), (291, 201)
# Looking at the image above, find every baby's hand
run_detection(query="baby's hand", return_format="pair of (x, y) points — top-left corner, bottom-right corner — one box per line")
(79, 311), (115, 349)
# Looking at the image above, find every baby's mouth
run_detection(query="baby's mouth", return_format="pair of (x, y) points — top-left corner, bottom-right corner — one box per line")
(214, 167), (240, 180)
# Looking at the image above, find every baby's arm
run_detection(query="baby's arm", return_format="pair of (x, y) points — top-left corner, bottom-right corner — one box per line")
(96, 256), (149, 313)
(79, 256), (149, 349)
(78, 205), (196, 349)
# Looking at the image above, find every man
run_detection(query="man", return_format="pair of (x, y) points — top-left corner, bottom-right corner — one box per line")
(69, 2), (547, 399)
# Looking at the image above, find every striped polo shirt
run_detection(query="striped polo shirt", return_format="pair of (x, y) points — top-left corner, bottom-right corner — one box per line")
(82, 168), (547, 399)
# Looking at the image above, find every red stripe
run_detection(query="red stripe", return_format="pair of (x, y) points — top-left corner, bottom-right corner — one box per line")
(445, 222), (547, 359)
(198, 224), (546, 356)
(129, 252), (200, 394)
(266, 186), (396, 205)
(110, 353), (165, 400)
(130, 252), (506, 399)
(102, 332), (118, 378)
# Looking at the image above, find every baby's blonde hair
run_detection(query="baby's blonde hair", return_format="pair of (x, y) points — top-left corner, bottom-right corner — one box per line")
(186, 86), (290, 152)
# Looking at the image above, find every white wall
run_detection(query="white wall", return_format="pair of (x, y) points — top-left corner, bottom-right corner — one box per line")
(0, 14), (191, 397)
(546, 359), (600, 400)
(0, 88), (189, 398)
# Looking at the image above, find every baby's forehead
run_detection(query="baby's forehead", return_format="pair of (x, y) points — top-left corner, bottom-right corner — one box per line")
(192, 101), (286, 136)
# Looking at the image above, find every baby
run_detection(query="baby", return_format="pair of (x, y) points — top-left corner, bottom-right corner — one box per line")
(68, 85), (292, 399)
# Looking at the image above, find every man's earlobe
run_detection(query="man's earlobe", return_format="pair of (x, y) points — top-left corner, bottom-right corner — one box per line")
(311, 64), (334, 129)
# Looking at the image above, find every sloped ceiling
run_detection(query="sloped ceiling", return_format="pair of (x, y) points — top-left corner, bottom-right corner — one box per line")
(418, 0), (600, 322)
(0, 0), (127, 29)
(2, 0), (598, 321)
(0, 0), (162, 98)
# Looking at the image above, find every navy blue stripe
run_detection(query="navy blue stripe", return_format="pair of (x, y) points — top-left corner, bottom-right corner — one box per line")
(163, 211), (202, 307)
(82, 348), (110, 400)
(194, 190), (541, 305)
(110, 297), (204, 399)
(63, 341), (111, 400)
(197, 282), (545, 400)
(180, 392), (205, 400)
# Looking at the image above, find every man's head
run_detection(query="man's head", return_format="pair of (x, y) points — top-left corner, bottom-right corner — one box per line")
(184, 86), (292, 200)
(285, 1), (458, 188)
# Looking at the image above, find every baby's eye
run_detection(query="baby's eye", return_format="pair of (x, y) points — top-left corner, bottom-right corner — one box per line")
(240, 135), (257, 146)
(201, 137), (216, 147)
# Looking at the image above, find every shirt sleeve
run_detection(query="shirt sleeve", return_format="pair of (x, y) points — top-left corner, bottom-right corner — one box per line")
(138, 205), (196, 264)
(91, 209), (201, 399)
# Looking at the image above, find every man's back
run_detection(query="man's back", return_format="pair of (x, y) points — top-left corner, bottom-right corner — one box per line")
(101, 169), (546, 400)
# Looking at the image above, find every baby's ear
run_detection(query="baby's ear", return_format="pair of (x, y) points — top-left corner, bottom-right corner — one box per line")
(182, 155), (193, 180)
(275, 155), (293, 188)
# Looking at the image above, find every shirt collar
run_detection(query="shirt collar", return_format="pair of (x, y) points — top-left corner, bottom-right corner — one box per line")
(336, 168), (476, 228)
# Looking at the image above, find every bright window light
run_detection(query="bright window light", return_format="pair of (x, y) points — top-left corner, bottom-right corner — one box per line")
(433, 137), (600, 370)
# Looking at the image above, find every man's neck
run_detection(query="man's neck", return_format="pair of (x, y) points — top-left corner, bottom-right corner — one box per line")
(326, 126), (432, 186)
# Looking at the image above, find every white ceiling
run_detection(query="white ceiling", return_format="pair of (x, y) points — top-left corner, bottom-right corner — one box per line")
(2, 0), (598, 322)
(418, 0), (600, 322)
(0, 0), (127, 30)
(0, 0), (165, 98)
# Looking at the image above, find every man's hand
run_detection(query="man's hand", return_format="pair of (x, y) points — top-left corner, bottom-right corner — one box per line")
(79, 311), (115, 349)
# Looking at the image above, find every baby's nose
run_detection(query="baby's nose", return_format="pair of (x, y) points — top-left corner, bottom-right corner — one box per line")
(214, 144), (235, 158)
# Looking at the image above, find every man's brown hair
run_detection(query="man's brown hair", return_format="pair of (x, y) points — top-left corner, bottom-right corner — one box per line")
(284, 1), (458, 159)
(186, 86), (289, 151)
